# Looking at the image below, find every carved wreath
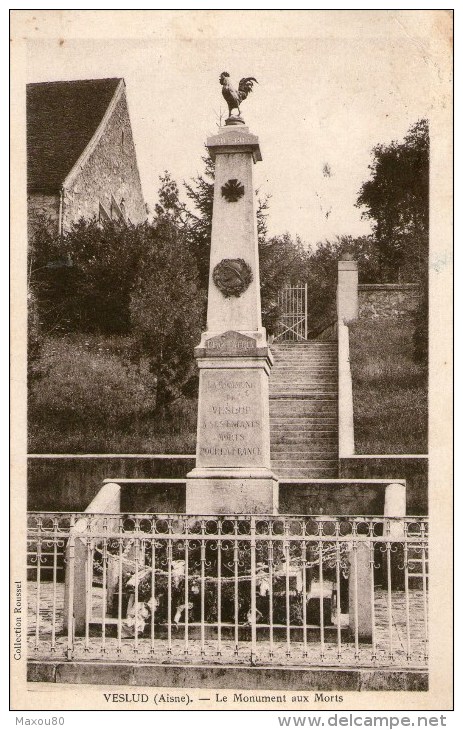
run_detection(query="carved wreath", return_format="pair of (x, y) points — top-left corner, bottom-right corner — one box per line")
(212, 258), (253, 298)
(221, 179), (245, 202)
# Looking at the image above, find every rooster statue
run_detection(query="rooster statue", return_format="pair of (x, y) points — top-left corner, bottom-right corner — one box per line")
(220, 72), (258, 124)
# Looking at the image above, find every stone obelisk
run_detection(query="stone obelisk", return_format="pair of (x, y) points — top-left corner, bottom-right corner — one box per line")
(186, 103), (278, 514)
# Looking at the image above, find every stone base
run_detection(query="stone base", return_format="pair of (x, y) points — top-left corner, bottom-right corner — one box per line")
(27, 660), (429, 691)
(186, 468), (278, 514)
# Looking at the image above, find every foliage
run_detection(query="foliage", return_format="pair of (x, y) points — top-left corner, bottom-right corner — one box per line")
(357, 119), (429, 282)
(413, 285), (428, 364)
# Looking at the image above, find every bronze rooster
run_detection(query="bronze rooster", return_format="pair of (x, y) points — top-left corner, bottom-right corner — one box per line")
(219, 72), (258, 121)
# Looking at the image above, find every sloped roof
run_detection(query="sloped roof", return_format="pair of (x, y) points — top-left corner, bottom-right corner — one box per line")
(27, 78), (122, 193)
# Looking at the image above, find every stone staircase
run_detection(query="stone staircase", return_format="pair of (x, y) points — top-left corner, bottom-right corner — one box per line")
(269, 342), (339, 478)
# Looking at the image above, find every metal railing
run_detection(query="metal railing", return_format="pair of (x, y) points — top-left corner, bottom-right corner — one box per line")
(27, 513), (428, 668)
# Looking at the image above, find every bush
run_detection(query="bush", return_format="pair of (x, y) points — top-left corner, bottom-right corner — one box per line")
(28, 335), (198, 453)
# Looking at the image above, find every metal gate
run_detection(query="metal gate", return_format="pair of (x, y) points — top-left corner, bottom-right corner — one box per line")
(274, 284), (308, 341)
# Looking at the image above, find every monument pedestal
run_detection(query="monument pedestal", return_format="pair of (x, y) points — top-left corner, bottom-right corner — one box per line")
(186, 332), (278, 514)
(186, 471), (278, 515)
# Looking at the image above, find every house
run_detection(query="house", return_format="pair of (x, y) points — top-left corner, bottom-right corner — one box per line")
(27, 77), (146, 239)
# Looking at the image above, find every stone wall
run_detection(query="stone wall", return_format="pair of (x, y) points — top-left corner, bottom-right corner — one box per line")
(62, 88), (145, 229)
(339, 456), (428, 514)
(27, 456), (195, 512)
(27, 192), (60, 239)
(358, 284), (420, 319)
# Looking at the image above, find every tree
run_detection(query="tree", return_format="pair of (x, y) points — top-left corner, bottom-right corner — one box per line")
(258, 233), (308, 333)
(130, 219), (205, 416)
(356, 119), (429, 282)
(30, 218), (149, 334)
(183, 155), (215, 287)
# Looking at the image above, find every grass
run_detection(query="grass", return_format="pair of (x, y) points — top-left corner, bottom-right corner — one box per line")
(28, 334), (197, 454)
(349, 319), (427, 454)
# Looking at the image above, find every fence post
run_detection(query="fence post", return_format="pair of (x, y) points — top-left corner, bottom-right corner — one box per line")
(250, 516), (257, 664)
(64, 482), (121, 636)
(348, 534), (373, 641)
(304, 282), (308, 339)
(384, 482), (407, 589)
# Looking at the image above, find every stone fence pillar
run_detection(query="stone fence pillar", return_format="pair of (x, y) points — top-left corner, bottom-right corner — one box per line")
(337, 257), (358, 323)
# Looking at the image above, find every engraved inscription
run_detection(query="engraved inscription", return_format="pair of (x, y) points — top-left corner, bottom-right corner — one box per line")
(197, 369), (263, 467)
(205, 331), (257, 356)
(216, 136), (248, 144)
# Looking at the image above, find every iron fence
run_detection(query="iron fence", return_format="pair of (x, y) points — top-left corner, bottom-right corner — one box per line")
(27, 513), (428, 668)
(274, 285), (308, 341)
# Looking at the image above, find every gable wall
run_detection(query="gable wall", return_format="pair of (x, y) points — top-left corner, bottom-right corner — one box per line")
(62, 88), (145, 229)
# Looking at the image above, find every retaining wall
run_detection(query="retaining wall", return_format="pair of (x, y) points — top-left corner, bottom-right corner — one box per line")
(358, 284), (420, 319)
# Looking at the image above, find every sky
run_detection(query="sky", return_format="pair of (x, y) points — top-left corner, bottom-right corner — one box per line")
(25, 11), (434, 246)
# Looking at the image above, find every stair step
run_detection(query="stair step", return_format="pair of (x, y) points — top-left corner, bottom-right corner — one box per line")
(270, 438), (337, 444)
(272, 366), (337, 370)
(272, 357), (337, 362)
(271, 426), (338, 432)
(272, 353), (337, 358)
(271, 423), (338, 431)
(270, 376), (338, 391)
(271, 416), (337, 422)
(269, 343), (339, 466)
(272, 447), (338, 455)
(270, 398), (337, 406)
(270, 394), (337, 401)
(272, 458), (338, 466)
(275, 468), (339, 478)
(270, 385), (337, 391)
